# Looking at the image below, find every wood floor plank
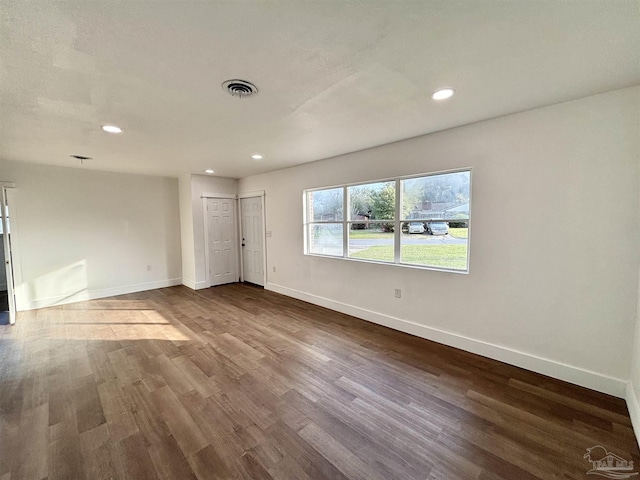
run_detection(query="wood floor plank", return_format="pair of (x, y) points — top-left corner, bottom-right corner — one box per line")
(147, 433), (198, 480)
(87, 346), (118, 385)
(108, 348), (143, 387)
(48, 421), (85, 480)
(79, 423), (119, 480)
(75, 374), (106, 434)
(149, 385), (209, 457)
(189, 443), (236, 480)
(121, 381), (171, 445)
(97, 379), (139, 443)
(0, 412), (21, 477)
(12, 403), (49, 480)
(265, 420), (350, 480)
(298, 421), (387, 480)
(113, 432), (159, 480)
(280, 388), (432, 480)
(237, 451), (274, 480)
(171, 355), (220, 398)
(268, 455), (314, 480)
(0, 283), (638, 479)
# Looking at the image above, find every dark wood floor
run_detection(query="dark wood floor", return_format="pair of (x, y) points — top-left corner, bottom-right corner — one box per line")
(0, 284), (638, 480)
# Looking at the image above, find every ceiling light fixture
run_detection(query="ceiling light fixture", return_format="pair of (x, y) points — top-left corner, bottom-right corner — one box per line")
(204, 169), (215, 174)
(432, 88), (455, 100)
(251, 154), (263, 160)
(102, 125), (123, 134)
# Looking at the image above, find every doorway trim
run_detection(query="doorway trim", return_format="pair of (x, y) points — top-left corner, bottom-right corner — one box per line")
(199, 190), (266, 288)
(200, 192), (236, 199)
(238, 190), (266, 286)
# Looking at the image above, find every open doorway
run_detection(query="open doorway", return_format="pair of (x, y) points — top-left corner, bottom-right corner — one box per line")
(0, 183), (16, 325)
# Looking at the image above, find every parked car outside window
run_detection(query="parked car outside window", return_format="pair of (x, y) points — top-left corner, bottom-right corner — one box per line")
(426, 221), (449, 235)
(408, 222), (425, 234)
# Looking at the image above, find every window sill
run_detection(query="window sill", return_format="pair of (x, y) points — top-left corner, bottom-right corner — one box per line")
(304, 252), (469, 274)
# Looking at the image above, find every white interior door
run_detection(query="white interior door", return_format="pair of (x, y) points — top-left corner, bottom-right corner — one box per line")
(206, 197), (238, 286)
(1, 186), (16, 324)
(241, 196), (264, 286)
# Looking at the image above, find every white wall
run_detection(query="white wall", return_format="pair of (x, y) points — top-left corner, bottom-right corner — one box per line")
(189, 174), (237, 289)
(239, 86), (640, 397)
(179, 174), (196, 288)
(626, 110), (640, 443)
(0, 161), (182, 309)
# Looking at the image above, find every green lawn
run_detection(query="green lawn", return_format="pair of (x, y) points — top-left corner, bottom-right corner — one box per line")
(350, 244), (467, 269)
(449, 227), (468, 239)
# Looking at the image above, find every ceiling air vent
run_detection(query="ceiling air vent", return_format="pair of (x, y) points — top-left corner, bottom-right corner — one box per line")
(222, 79), (258, 98)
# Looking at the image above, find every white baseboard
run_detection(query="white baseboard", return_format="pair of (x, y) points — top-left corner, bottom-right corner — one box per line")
(182, 279), (208, 290)
(626, 382), (640, 449)
(266, 282), (627, 398)
(20, 278), (182, 311)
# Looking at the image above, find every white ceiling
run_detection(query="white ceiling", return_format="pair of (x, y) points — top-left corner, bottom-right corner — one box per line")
(1, 1), (639, 179)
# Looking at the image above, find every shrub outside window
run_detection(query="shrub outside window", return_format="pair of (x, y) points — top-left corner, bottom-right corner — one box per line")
(304, 169), (471, 272)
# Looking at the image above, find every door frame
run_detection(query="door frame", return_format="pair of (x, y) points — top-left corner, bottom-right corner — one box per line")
(238, 191), (267, 286)
(201, 193), (239, 288)
(1, 182), (16, 324)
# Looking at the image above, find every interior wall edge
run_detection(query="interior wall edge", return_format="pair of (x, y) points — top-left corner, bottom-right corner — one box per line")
(266, 282), (628, 398)
(18, 277), (181, 311)
(625, 382), (640, 449)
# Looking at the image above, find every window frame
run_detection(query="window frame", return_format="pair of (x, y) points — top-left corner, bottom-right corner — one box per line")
(304, 168), (472, 273)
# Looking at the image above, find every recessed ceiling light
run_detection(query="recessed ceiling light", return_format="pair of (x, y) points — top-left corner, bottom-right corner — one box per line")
(432, 88), (455, 100)
(251, 154), (263, 160)
(204, 169), (215, 174)
(102, 125), (123, 134)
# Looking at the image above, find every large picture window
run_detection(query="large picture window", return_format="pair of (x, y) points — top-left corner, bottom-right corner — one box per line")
(304, 169), (471, 272)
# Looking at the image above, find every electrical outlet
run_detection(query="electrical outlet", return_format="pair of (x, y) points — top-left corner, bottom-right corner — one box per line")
(273, 266), (276, 273)
(147, 265), (152, 271)
(394, 288), (401, 298)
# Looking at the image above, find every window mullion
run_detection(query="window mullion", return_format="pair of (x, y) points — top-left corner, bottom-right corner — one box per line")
(394, 179), (401, 263)
(343, 186), (348, 258)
